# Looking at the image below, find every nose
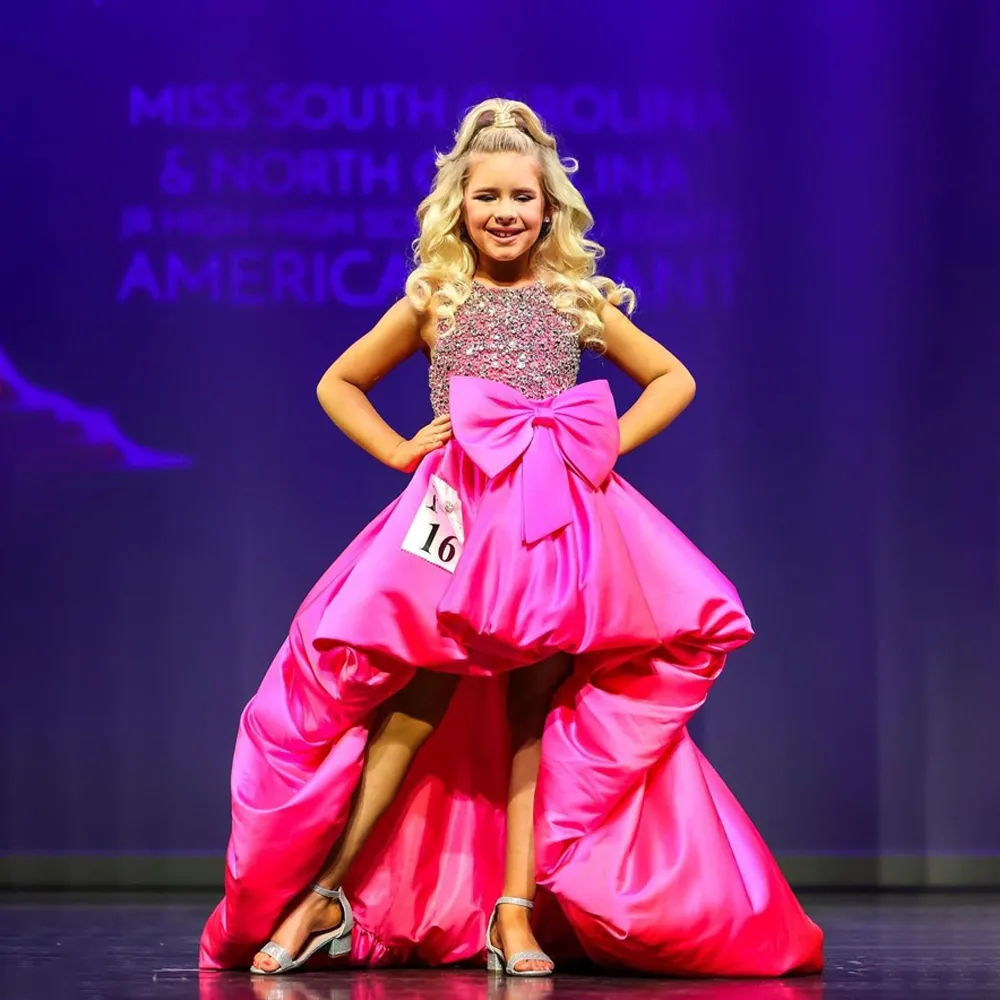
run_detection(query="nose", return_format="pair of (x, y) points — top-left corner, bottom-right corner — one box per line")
(493, 201), (517, 223)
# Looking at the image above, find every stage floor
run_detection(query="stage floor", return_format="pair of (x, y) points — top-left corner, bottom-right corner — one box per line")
(1, 891), (997, 999)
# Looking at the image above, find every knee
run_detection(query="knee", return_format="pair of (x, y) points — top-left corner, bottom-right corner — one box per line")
(385, 670), (459, 735)
(380, 710), (438, 752)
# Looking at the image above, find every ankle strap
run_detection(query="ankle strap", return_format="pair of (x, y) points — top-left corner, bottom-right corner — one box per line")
(310, 882), (344, 900)
(496, 896), (534, 910)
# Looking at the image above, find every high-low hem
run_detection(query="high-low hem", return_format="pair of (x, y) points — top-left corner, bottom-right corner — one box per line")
(199, 377), (823, 977)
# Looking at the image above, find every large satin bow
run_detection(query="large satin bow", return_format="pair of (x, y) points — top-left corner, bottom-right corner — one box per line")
(449, 376), (619, 545)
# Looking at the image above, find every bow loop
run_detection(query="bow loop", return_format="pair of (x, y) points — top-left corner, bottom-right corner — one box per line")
(448, 376), (619, 544)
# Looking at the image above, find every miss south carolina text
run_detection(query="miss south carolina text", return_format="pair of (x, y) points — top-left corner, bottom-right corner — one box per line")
(128, 85), (731, 135)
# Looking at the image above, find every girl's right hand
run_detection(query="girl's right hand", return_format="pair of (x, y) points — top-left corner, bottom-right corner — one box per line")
(389, 414), (452, 472)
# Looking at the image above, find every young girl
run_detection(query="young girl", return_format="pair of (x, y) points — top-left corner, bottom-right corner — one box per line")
(199, 98), (824, 978)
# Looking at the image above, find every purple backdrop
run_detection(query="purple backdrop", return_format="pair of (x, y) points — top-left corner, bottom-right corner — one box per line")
(1, 0), (997, 886)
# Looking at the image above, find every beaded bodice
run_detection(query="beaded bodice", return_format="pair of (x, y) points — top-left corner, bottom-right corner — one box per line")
(428, 281), (581, 417)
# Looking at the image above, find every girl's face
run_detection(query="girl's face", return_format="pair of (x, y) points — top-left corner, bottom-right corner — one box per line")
(461, 153), (547, 268)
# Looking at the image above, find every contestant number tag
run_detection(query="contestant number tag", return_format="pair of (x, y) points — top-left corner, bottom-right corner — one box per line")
(401, 475), (465, 573)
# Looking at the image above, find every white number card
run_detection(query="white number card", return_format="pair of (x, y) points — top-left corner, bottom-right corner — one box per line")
(401, 475), (465, 573)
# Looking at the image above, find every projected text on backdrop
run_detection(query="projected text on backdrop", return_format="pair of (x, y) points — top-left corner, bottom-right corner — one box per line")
(119, 84), (737, 309)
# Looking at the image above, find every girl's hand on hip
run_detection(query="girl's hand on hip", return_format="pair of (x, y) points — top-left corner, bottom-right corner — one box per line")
(389, 414), (452, 472)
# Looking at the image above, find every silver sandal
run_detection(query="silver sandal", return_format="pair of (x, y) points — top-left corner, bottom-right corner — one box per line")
(250, 883), (354, 975)
(485, 896), (554, 977)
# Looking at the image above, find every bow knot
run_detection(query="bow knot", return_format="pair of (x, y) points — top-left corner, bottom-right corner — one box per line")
(448, 376), (619, 545)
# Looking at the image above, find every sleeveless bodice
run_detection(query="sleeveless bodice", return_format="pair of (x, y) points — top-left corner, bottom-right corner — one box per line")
(428, 281), (581, 417)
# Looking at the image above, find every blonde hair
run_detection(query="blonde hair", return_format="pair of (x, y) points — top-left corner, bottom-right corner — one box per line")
(404, 97), (635, 350)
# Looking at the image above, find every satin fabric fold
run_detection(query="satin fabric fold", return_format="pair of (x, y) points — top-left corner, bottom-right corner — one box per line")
(199, 377), (823, 977)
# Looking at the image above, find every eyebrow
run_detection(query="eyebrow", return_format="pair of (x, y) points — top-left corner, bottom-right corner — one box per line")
(470, 186), (538, 195)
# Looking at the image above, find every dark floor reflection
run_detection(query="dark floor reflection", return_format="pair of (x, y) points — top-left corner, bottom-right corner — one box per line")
(4, 892), (1000, 999)
(195, 970), (824, 1000)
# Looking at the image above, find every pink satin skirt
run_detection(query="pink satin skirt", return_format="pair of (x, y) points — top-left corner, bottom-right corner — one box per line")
(198, 378), (824, 976)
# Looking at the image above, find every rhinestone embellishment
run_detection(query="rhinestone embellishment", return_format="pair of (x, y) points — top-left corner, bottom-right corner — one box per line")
(428, 283), (582, 417)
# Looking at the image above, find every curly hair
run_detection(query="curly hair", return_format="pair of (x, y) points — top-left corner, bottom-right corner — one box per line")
(404, 97), (635, 350)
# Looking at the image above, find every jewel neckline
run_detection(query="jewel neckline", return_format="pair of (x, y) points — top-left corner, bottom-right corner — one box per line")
(472, 278), (541, 292)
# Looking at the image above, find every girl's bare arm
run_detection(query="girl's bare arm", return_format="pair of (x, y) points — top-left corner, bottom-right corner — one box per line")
(599, 303), (697, 456)
(317, 298), (448, 469)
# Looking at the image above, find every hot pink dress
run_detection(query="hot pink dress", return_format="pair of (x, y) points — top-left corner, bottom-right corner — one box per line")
(198, 281), (824, 976)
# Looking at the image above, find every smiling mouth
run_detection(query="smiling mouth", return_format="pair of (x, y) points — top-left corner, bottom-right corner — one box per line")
(488, 228), (523, 239)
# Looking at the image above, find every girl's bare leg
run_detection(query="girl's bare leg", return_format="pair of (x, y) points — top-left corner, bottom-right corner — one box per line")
(253, 668), (460, 971)
(492, 652), (573, 973)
